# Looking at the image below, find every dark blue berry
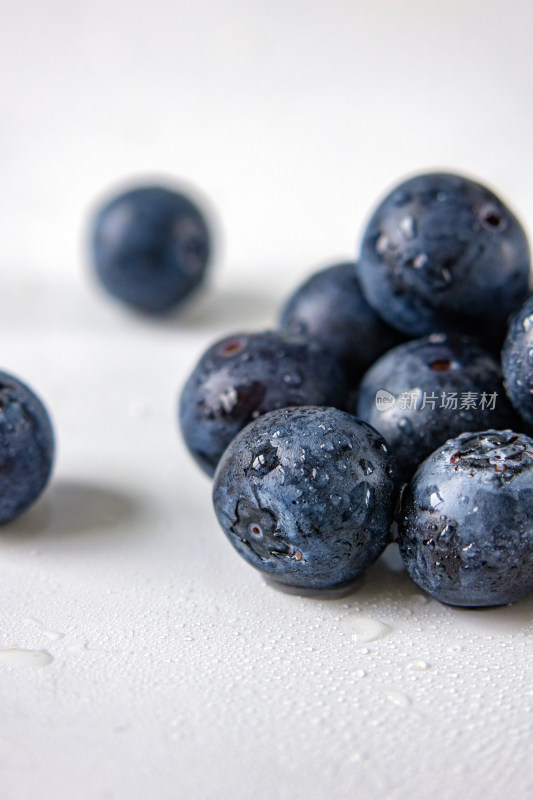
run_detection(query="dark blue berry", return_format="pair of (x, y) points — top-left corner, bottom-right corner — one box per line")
(90, 184), (211, 314)
(212, 406), (397, 590)
(179, 331), (349, 477)
(279, 261), (404, 384)
(502, 295), (533, 428)
(353, 334), (515, 482)
(398, 430), (533, 607)
(358, 173), (530, 344)
(0, 372), (54, 524)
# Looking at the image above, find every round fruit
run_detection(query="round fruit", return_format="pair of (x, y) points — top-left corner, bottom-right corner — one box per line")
(354, 334), (515, 482)
(398, 430), (533, 607)
(279, 261), (404, 384)
(358, 172), (530, 344)
(212, 406), (397, 590)
(90, 183), (211, 314)
(0, 371), (54, 524)
(179, 330), (349, 477)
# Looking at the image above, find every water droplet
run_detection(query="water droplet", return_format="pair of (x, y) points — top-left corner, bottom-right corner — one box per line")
(429, 491), (444, 509)
(441, 267), (452, 284)
(399, 216), (416, 239)
(398, 417), (414, 433)
(359, 458), (374, 475)
(386, 690), (411, 707)
(0, 647), (53, 668)
(413, 253), (427, 269)
(523, 315), (533, 332)
(220, 387), (238, 413)
(406, 659), (429, 671)
(282, 372), (303, 386)
(339, 616), (392, 643)
(24, 617), (65, 641)
(376, 234), (388, 254)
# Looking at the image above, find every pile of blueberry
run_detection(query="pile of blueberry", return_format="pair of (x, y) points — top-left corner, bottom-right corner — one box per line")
(178, 171), (533, 607)
(5, 171), (533, 610)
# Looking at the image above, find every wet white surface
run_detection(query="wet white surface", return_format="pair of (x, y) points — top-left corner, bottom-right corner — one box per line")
(1, 2), (533, 799)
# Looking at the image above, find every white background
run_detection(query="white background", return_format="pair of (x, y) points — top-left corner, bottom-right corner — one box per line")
(1, 2), (532, 799)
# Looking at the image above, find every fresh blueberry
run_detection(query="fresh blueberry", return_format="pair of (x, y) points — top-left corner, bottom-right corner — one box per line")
(398, 430), (533, 607)
(279, 261), (404, 384)
(212, 406), (397, 590)
(0, 371), (54, 524)
(90, 183), (211, 314)
(353, 334), (515, 482)
(358, 172), (530, 345)
(502, 295), (533, 428)
(179, 330), (349, 477)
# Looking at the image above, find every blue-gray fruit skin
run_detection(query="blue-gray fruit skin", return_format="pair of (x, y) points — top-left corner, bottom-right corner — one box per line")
(212, 406), (397, 590)
(354, 334), (516, 483)
(91, 184), (211, 314)
(279, 261), (404, 385)
(358, 172), (530, 345)
(179, 331), (350, 477)
(0, 372), (54, 524)
(502, 296), (533, 428)
(398, 430), (533, 607)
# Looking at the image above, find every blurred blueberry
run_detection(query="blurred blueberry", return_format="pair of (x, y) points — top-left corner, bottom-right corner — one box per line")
(90, 183), (211, 314)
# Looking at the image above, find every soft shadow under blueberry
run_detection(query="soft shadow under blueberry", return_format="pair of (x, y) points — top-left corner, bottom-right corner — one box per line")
(130, 287), (282, 331)
(1, 478), (143, 542)
(262, 543), (409, 601)
(263, 543), (533, 632)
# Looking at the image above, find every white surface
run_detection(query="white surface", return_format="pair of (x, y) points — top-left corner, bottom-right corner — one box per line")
(1, 2), (533, 799)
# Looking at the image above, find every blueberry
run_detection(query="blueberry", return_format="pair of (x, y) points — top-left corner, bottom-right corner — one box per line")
(279, 261), (404, 384)
(90, 183), (211, 314)
(179, 330), (349, 476)
(358, 172), (530, 344)
(353, 334), (515, 482)
(0, 371), (54, 524)
(212, 406), (397, 590)
(398, 430), (533, 607)
(502, 295), (533, 428)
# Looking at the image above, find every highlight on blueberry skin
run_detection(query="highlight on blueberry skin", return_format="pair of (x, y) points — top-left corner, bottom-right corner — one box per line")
(357, 172), (530, 345)
(90, 182), (211, 314)
(279, 261), (404, 384)
(502, 295), (533, 428)
(179, 330), (350, 477)
(397, 430), (533, 607)
(212, 406), (397, 591)
(353, 334), (516, 483)
(0, 371), (55, 524)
